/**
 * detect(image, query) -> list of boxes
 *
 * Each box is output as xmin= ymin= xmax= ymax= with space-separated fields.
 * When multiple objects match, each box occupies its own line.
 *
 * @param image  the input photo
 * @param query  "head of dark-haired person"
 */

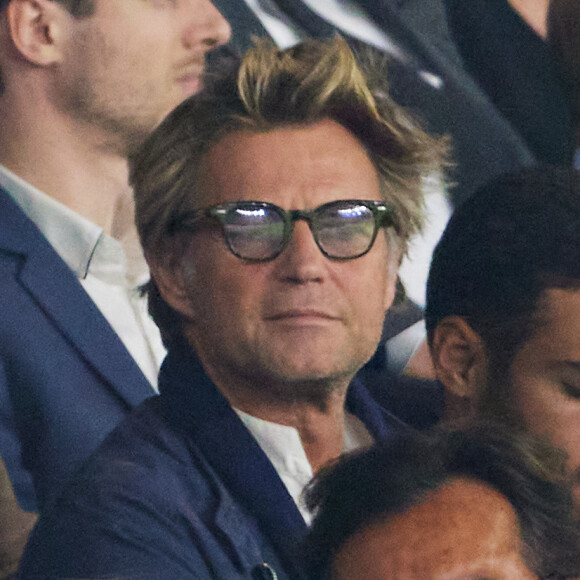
xmin=306 ymin=422 xmax=580 ymax=579
xmin=425 ymin=166 xmax=580 ymax=500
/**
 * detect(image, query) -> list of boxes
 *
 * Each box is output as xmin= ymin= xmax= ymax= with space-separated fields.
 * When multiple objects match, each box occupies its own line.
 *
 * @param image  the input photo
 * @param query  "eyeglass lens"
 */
xmin=226 ymin=205 xmax=286 ymax=261
xmin=316 ymin=203 xmax=377 ymax=258
xmin=222 ymin=201 xmax=379 ymax=261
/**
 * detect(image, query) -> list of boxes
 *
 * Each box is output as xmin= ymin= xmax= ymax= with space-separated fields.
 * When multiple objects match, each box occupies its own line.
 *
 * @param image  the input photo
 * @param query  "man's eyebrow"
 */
xmin=561 ymin=361 xmax=580 ymax=372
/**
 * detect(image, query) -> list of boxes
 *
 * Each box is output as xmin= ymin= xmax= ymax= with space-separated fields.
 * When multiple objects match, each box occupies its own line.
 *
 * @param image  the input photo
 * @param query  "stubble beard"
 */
xmin=61 ymin=75 xmax=157 ymax=158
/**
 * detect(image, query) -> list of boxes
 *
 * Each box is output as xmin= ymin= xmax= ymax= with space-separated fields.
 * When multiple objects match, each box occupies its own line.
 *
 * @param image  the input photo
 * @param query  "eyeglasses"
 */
xmin=171 ymin=199 xmax=397 ymax=262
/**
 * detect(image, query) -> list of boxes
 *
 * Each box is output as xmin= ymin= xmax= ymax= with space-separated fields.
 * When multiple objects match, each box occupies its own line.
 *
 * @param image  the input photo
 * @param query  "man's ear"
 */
xmin=147 ymin=239 xmax=196 ymax=320
xmin=430 ymin=316 xmax=487 ymax=400
xmin=7 ymin=0 xmax=69 ymax=67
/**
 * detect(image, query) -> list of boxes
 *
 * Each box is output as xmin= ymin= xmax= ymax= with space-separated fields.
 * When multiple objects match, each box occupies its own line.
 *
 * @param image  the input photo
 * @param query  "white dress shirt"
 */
xmin=0 ymin=164 xmax=166 ymax=389
xmin=235 ymin=408 xmax=373 ymax=524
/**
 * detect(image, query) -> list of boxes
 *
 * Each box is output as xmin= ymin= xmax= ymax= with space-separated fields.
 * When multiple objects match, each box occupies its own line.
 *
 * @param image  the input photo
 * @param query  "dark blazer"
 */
xmin=20 ymin=341 xmax=408 ymax=579
xmin=444 ymin=0 xmax=575 ymax=166
xmin=0 ymin=189 xmax=155 ymax=512
xmin=213 ymin=0 xmax=536 ymax=207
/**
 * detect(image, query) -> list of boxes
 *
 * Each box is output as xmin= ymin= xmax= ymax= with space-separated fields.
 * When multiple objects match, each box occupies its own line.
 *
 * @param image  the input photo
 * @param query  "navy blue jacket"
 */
xmin=20 ymin=339 xmax=408 ymax=579
xmin=0 ymin=189 xmax=155 ymax=512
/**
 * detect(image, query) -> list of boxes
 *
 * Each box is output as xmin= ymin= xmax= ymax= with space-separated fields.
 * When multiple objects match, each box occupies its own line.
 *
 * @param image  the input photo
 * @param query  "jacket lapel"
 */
xmin=346 ymin=376 xmax=410 ymax=440
xmin=159 ymin=342 xmax=309 ymax=578
xmin=0 ymin=189 xmax=154 ymax=408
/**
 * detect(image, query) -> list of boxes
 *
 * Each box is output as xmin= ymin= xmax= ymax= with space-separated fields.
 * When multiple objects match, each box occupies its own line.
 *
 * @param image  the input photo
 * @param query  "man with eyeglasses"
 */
xmin=19 ymin=37 xmax=445 ymax=579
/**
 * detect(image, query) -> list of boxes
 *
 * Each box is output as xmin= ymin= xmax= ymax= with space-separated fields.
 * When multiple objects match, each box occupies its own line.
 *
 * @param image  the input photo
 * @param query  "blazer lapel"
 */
xmin=346 ymin=376 xmax=410 ymax=440
xmin=159 ymin=343 xmax=308 ymax=578
xmin=0 ymin=190 xmax=154 ymax=408
xmin=353 ymin=0 xmax=456 ymax=73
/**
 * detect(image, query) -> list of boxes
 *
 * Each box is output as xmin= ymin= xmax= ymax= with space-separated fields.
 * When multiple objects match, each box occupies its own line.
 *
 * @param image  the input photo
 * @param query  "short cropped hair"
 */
xmin=305 ymin=422 xmax=580 ymax=579
xmin=549 ymin=0 xmax=580 ymax=124
xmin=425 ymin=166 xmax=580 ymax=369
xmin=131 ymin=37 xmax=446 ymax=344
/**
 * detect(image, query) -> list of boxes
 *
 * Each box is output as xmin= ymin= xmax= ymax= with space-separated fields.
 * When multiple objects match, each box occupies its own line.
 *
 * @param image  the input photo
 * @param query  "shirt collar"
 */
xmin=234 ymin=408 xmax=373 ymax=459
xmin=0 ymin=164 xmax=126 ymax=281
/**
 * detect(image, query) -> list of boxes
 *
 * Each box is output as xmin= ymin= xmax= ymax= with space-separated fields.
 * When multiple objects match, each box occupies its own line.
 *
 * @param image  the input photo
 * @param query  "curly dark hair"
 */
xmin=305 ymin=421 xmax=580 ymax=579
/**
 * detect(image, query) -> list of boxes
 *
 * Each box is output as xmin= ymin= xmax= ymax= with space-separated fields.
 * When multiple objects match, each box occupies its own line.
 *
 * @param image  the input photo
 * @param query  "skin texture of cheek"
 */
xmin=186 ymin=258 xmax=390 ymax=387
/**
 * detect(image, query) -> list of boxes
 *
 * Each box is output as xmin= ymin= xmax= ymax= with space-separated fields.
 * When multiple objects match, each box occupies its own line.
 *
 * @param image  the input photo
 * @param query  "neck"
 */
xmin=204 ymin=361 xmax=352 ymax=473
xmin=0 ymin=93 xmax=136 ymax=237
xmin=242 ymin=388 xmax=349 ymax=474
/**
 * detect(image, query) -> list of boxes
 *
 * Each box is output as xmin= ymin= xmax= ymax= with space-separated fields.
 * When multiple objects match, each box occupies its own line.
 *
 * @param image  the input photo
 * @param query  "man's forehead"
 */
xmin=196 ymin=121 xmax=380 ymax=208
xmin=511 ymin=286 xmax=580 ymax=372
xmin=334 ymin=477 xmax=528 ymax=579
xmin=534 ymin=285 xmax=580 ymax=331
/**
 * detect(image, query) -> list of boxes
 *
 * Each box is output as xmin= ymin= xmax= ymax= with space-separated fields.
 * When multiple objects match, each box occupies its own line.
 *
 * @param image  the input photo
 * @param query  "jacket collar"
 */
xmin=0 ymin=189 xmax=153 ymax=408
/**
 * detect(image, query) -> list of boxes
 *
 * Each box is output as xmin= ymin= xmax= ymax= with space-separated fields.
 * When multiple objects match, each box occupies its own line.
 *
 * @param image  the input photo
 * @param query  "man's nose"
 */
xmin=182 ymin=0 xmax=232 ymax=52
xmin=274 ymin=220 xmax=326 ymax=282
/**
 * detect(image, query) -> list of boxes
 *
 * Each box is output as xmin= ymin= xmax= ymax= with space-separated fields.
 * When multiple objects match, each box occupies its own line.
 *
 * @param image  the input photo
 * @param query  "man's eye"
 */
xmin=561 ymin=382 xmax=580 ymax=400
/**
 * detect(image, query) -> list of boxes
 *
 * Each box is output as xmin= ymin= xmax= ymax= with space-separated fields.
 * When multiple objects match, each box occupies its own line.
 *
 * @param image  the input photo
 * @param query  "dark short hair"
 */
xmin=131 ymin=37 xmax=447 ymax=346
xmin=305 ymin=422 xmax=580 ymax=579
xmin=425 ymin=166 xmax=580 ymax=368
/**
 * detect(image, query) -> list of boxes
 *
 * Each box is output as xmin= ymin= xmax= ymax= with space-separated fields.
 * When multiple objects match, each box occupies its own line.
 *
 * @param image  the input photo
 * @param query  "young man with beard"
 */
xmin=0 ymin=0 xmax=230 ymax=571
xmin=426 ymin=167 xmax=580 ymax=502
